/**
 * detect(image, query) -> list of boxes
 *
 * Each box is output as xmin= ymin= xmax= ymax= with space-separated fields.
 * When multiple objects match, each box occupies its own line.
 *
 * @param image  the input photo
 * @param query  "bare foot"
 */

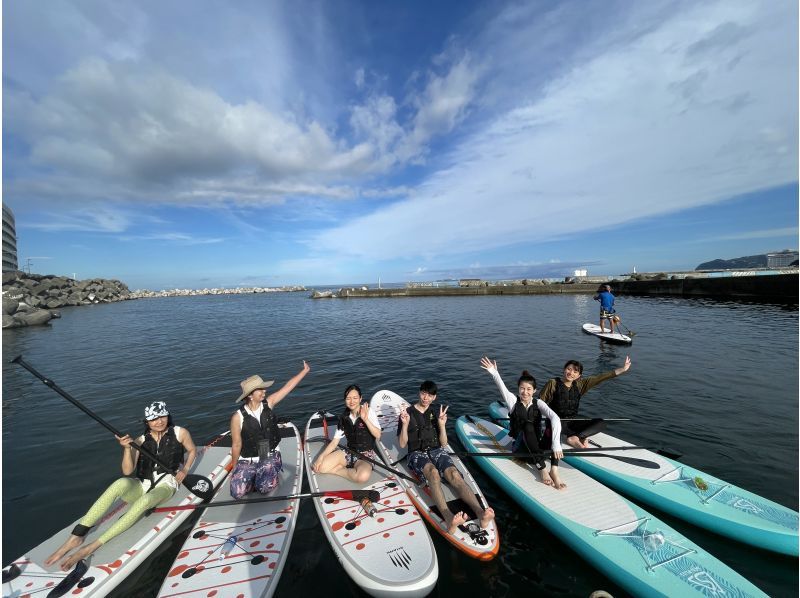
xmin=45 ymin=535 xmax=84 ymax=566
xmin=447 ymin=511 xmax=469 ymax=534
xmin=566 ymin=435 xmax=584 ymax=449
xmin=540 ymin=469 xmax=554 ymax=487
xmin=479 ymin=507 xmax=495 ymax=529
xmin=549 ymin=468 xmax=567 ymax=490
xmin=60 ymin=540 xmax=100 ymax=571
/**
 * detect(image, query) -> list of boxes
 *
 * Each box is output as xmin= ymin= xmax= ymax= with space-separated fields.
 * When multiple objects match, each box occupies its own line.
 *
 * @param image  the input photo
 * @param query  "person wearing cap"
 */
xmin=593 ymin=284 xmax=619 ymax=334
xmin=229 ymin=360 xmax=311 ymax=499
xmin=44 ymin=401 xmax=197 ymax=571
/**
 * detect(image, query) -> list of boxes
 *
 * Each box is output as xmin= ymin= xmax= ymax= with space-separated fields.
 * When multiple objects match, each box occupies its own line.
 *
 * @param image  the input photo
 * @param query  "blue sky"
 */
xmin=3 ymin=0 xmax=797 ymax=290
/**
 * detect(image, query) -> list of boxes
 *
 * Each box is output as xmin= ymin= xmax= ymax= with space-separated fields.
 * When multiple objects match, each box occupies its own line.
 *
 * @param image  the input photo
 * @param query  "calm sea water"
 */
xmin=3 ymin=292 xmax=798 ymax=597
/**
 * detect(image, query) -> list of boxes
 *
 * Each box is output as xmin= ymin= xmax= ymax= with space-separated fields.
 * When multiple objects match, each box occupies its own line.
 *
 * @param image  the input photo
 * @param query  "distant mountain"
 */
xmin=695 ymin=254 xmax=768 ymax=270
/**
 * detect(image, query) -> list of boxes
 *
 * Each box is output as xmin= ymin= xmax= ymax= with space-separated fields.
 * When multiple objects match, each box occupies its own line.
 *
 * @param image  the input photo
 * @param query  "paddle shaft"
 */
xmin=492 ymin=416 xmax=630 ymax=422
xmin=152 ymin=489 xmax=378 ymax=512
xmin=12 ymin=355 xmax=202 ymax=482
xmin=452 ymin=445 xmax=654 ymax=457
xmin=310 ymin=436 xmax=421 ymax=485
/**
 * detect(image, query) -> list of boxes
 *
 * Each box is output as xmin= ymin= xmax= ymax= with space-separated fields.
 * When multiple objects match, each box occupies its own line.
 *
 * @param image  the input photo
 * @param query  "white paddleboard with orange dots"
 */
xmin=303 ymin=411 xmax=438 ymax=598
xmin=157 ymin=422 xmax=303 ymax=598
xmin=370 ymin=390 xmax=501 ymax=561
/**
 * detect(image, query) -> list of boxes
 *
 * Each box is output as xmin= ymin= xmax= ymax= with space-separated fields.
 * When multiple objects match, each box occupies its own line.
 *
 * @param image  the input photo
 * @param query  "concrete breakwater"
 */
xmin=2 ymin=271 xmax=132 ymax=329
xmin=312 ymin=272 xmax=798 ymax=302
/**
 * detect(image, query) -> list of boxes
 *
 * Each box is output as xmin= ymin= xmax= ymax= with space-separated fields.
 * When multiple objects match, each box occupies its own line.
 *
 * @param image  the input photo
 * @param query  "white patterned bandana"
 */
xmin=144 ymin=401 xmax=170 ymax=421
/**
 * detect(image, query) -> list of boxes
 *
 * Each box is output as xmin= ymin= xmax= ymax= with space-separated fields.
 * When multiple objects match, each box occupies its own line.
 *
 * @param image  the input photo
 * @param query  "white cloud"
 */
xmin=118 ymin=233 xmax=225 ymax=245
xmin=696 ymin=227 xmax=799 ymax=242
xmin=312 ymin=0 xmax=797 ymax=260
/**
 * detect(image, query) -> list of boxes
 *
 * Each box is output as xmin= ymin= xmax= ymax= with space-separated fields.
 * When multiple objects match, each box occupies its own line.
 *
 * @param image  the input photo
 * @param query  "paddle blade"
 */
xmin=184 ymin=474 xmax=215 ymax=501
xmin=46 ymin=560 xmax=88 ymax=598
xmin=2 ymin=563 xmax=21 ymax=583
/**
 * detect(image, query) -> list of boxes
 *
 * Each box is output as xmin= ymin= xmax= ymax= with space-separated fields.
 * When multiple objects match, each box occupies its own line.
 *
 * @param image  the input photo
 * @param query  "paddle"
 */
xmin=450 ymin=449 xmax=660 ymax=469
xmin=151 ymin=489 xmax=380 ymax=513
xmin=12 ymin=356 xmax=215 ymax=501
xmin=491 ymin=416 xmax=631 ymax=422
xmin=306 ymin=438 xmax=421 ymax=485
xmin=615 ymin=318 xmax=636 ymax=337
xmin=490 ymin=399 xmax=631 ymax=421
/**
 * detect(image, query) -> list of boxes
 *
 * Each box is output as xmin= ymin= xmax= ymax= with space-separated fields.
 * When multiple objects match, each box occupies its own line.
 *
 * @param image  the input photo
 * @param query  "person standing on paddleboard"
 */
xmin=398 ymin=380 xmax=495 ymax=534
xmin=312 ymin=384 xmax=382 ymax=483
xmin=540 ymin=357 xmax=632 ymax=452
xmin=480 ymin=357 xmax=566 ymax=489
xmin=229 ymin=360 xmax=310 ymax=499
xmin=44 ymin=401 xmax=197 ymax=571
xmin=593 ymin=284 xmax=621 ymax=334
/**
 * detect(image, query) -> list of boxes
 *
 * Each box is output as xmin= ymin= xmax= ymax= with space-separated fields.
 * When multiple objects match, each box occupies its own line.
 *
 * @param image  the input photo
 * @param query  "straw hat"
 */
xmin=236 ymin=375 xmax=274 ymax=402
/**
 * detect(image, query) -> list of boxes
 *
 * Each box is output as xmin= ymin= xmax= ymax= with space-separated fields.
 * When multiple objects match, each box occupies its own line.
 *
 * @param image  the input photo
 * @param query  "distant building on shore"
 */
xmin=2 ymin=204 xmax=18 ymax=272
xmin=766 ymin=250 xmax=798 ymax=268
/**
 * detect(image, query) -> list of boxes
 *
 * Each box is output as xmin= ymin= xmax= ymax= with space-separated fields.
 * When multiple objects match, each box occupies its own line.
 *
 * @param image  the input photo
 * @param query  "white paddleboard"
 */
xmin=582 ymin=323 xmax=632 ymax=344
xmin=2 ymin=432 xmax=233 ymax=598
xmin=157 ymin=422 xmax=303 ymax=598
xmin=370 ymin=390 xmax=500 ymax=561
xmin=303 ymin=411 xmax=439 ymax=598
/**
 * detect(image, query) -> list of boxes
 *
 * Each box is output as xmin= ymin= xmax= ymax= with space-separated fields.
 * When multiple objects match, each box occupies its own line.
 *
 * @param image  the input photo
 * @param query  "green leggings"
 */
xmin=79 ymin=477 xmax=175 ymax=545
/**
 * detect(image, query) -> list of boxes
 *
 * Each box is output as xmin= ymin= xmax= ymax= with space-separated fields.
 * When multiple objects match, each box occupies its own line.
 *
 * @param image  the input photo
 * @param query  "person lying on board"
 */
xmin=593 ymin=284 xmax=621 ymax=334
xmin=313 ymin=384 xmax=382 ymax=483
xmin=539 ymin=356 xmax=632 ymax=451
xmin=45 ymin=401 xmax=197 ymax=571
xmin=229 ymin=360 xmax=311 ymax=499
xmin=397 ymin=380 xmax=495 ymax=534
xmin=480 ymin=357 xmax=566 ymax=489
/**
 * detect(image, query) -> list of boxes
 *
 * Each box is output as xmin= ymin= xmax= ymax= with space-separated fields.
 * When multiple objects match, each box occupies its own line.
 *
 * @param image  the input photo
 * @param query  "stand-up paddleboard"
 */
xmin=488 ymin=401 xmax=799 ymax=556
xmin=303 ymin=411 xmax=439 ymax=598
xmin=2 ymin=432 xmax=233 ymax=598
xmin=582 ymin=323 xmax=632 ymax=344
xmin=456 ymin=416 xmax=766 ymax=597
xmin=156 ymin=422 xmax=303 ymax=598
xmin=370 ymin=390 xmax=500 ymax=561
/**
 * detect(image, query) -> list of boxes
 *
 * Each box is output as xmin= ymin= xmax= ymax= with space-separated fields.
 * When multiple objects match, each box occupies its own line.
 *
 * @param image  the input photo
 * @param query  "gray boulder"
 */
xmin=2 ymin=297 xmax=19 ymax=315
xmin=13 ymin=309 xmax=54 ymax=327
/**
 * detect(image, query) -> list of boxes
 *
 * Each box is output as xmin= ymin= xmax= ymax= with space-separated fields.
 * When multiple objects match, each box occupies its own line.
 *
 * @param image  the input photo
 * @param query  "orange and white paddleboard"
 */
xmin=370 ymin=390 xmax=500 ymax=561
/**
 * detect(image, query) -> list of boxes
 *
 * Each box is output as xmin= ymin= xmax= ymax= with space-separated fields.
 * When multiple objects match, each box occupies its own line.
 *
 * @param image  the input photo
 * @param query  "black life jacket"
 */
xmin=239 ymin=402 xmax=281 ymax=458
xmin=549 ymin=378 xmax=581 ymax=418
xmin=338 ymin=409 xmax=376 ymax=452
xmin=405 ymin=406 xmax=440 ymax=452
xmin=135 ymin=426 xmax=184 ymax=482
xmin=509 ymin=400 xmax=542 ymax=439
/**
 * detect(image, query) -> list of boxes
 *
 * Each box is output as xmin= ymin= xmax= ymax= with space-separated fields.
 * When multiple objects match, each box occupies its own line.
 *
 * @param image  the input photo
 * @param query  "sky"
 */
xmin=3 ymin=0 xmax=798 ymax=290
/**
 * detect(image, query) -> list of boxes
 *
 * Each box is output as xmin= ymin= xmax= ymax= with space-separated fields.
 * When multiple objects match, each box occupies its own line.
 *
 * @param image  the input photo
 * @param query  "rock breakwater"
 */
xmin=2 ymin=271 xmax=132 ymax=329
xmin=129 ymin=286 xmax=305 ymax=298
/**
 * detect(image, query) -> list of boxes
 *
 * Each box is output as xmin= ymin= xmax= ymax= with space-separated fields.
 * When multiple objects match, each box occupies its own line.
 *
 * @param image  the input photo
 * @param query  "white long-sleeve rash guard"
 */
xmin=488 ymin=368 xmax=562 ymax=454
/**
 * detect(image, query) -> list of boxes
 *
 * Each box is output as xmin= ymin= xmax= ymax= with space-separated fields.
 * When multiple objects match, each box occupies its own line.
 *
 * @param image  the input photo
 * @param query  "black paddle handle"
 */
xmin=13 ymin=355 xmax=178 ymax=475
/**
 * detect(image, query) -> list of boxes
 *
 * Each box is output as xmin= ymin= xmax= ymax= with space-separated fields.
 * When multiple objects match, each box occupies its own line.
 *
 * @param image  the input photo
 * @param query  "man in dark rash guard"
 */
xmin=398 ymin=380 xmax=495 ymax=534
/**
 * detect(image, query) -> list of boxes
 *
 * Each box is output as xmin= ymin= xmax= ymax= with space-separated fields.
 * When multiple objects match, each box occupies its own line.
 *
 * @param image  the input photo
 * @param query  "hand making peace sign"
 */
xmin=438 ymin=404 xmax=448 ymax=427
